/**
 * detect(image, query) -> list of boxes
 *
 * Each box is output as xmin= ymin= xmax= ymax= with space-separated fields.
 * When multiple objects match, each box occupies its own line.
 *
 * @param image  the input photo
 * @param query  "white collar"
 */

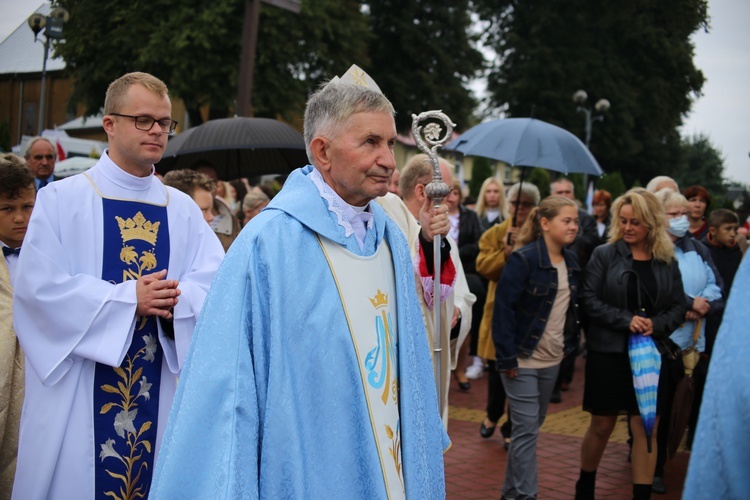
xmin=309 ymin=168 xmax=373 ymax=250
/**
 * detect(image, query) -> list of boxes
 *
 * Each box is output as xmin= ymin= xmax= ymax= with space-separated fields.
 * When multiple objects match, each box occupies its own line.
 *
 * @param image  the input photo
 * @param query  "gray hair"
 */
xmin=506 ymin=182 xmax=541 ymax=208
xmin=550 ymin=177 xmax=574 ymax=194
xmin=243 ymin=191 xmax=270 ymax=212
xmin=646 ymin=175 xmax=679 ymax=194
xmin=24 ymin=136 xmax=55 ymax=159
xmin=303 ymin=80 xmax=395 ymax=166
xmin=655 ymin=188 xmax=688 ymax=210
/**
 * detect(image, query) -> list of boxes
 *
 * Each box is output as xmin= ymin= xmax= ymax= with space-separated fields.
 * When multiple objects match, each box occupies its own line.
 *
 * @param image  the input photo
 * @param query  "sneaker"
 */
xmin=466 ymin=364 xmax=484 ymax=380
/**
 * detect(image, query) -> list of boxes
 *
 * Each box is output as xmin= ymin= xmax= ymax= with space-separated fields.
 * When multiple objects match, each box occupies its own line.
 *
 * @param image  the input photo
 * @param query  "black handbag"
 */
xmin=657 ymin=336 xmax=685 ymax=384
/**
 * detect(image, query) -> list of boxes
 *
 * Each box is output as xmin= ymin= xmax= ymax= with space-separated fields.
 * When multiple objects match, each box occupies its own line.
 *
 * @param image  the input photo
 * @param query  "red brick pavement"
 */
xmin=445 ymin=357 xmax=690 ymax=499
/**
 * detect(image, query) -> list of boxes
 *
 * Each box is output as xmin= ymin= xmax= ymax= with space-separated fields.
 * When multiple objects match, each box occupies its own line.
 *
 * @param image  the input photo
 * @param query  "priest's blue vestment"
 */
xmin=151 ymin=165 xmax=449 ymax=499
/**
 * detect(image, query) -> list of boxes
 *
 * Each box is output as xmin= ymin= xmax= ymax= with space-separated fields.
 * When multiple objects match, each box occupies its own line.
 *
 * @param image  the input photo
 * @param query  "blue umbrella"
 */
xmin=444 ymin=117 xmax=603 ymax=176
xmin=619 ymin=270 xmax=661 ymax=453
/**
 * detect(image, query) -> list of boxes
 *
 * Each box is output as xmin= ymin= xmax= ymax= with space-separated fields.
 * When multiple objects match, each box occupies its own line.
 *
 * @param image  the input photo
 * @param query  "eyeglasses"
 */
xmin=32 ymin=154 xmax=55 ymax=161
xmin=111 ymin=113 xmax=178 ymax=134
xmin=509 ymin=201 xmax=536 ymax=209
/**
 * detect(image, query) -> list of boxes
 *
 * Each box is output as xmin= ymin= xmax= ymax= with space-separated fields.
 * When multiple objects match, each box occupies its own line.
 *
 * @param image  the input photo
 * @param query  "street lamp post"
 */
xmin=28 ymin=7 xmax=69 ymax=135
xmin=573 ymin=89 xmax=609 ymax=189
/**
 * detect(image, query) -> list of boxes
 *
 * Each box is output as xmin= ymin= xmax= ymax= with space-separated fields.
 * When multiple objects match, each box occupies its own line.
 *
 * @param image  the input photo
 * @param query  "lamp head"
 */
xmin=27 ymin=13 xmax=46 ymax=38
xmin=595 ymin=98 xmax=611 ymax=113
xmin=50 ymin=7 xmax=70 ymax=22
xmin=572 ymin=89 xmax=588 ymax=104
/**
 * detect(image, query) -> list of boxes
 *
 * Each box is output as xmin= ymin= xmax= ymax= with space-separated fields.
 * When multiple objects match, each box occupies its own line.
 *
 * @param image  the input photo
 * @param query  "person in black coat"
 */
xmin=575 ymin=189 xmax=686 ymax=500
xmin=446 ymin=180 xmax=484 ymax=389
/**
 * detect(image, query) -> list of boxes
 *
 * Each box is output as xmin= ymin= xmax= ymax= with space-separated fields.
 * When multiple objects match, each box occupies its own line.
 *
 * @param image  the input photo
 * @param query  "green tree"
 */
xmin=54 ymin=0 xmax=369 ymax=124
xmin=366 ymin=0 xmax=483 ymax=133
xmin=473 ymin=0 xmax=708 ymax=187
xmin=468 ymin=156 xmax=493 ymax=198
xmin=595 ymin=171 xmax=627 ymax=199
xmin=526 ymin=167 xmax=550 ymax=199
xmin=674 ymin=133 xmax=727 ymax=196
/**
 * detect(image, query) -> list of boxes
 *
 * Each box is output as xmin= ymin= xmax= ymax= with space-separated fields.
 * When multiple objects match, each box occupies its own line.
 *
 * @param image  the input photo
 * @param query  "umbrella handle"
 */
xmin=618 ymin=269 xmax=644 ymax=315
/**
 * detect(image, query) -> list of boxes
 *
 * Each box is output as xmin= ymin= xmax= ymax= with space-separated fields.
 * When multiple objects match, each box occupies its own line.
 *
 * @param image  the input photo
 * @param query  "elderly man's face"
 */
xmin=26 ymin=140 xmax=56 ymax=180
xmin=322 ymin=111 xmax=397 ymax=206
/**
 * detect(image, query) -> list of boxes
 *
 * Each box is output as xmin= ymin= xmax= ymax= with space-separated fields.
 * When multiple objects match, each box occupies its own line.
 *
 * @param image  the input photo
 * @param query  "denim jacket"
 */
xmin=492 ymin=237 xmax=581 ymax=370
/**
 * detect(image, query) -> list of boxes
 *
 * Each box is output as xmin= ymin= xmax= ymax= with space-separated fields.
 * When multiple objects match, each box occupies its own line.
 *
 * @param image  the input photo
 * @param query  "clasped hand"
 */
xmin=418 ymin=197 xmax=450 ymax=242
xmin=136 ymin=269 xmax=180 ymax=319
xmin=629 ymin=315 xmax=653 ymax=335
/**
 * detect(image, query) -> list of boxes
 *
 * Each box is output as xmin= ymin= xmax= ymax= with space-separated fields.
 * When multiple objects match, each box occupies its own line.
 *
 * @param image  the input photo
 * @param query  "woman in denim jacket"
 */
xmin=493 ymin=196 xmax=581 ymax=500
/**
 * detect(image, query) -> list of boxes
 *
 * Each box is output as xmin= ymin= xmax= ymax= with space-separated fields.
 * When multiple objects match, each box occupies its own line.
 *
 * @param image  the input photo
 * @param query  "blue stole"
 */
xmin=94 ymin=199 xmax=168 ymax=499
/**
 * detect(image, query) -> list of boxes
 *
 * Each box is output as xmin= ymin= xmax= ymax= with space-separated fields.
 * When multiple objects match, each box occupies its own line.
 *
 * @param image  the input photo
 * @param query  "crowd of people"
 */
xmin=0 ymin=66 xmax=748 ymax=500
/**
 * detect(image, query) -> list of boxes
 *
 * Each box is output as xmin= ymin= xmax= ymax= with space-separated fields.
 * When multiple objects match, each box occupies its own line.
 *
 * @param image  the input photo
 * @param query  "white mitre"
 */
xmin=330 ymin=64 xmax=383 ymax=94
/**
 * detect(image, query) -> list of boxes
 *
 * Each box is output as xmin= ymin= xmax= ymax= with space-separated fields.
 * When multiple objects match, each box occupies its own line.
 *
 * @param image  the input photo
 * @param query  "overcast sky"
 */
xmin=2 ymin=0 xmax=747 ymax=184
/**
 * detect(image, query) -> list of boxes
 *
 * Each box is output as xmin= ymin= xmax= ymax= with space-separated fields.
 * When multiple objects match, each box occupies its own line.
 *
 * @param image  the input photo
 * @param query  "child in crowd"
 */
xmin=493 ymin=196 xmax=581 ymax=500
xmin=0 ymin=155 xmax=36 ymax=495
xmin=701 ymin=208 xmax=745 ymax=356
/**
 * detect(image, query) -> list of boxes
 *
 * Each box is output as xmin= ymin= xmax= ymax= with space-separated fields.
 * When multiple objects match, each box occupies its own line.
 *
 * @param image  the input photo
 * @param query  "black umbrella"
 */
xmin=156 ymin=117 xmax=308 ymax=180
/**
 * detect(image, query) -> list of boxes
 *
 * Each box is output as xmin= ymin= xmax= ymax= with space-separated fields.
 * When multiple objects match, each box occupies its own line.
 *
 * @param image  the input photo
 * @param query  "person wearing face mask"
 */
xmin=649 ymin=189 xmax=724 ymax=494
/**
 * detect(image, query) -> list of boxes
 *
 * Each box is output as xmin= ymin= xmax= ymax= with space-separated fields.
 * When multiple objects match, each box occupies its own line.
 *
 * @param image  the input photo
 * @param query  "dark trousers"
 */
xmin=487 ymin=360 xmax=512 ymax=436
xmin=465 ymin=273 xmax=486 ymax=357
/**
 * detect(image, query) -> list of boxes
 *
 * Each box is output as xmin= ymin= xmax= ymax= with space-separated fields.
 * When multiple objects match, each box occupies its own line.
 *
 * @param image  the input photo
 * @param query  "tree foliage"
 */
xmin=366 ymin=0 xmax=483 ymax=133
xmin=53 ymin=0 xmax=369 ymax=124
xmin=468 ymin=156 xmax=493 ymax=197
xmin=674 ymin=133 xmax=726 ymax=196
xmin=473 ymin=0 xmax=708 ymax=187
xmin=595 ymin=171 xmax=627 ymax=200
xmin=526 ymin=167 xmax=550 ymax=199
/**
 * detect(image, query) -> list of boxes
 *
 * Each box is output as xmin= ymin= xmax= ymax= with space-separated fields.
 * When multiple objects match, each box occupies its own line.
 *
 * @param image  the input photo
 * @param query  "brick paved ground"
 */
xmin=445 ymin=357 xmax=690 ymax=499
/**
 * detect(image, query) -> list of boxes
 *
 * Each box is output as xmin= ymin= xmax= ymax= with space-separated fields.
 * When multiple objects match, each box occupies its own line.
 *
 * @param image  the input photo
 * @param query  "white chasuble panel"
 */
xmin=318 ymin=236 xmax=405 ymax=500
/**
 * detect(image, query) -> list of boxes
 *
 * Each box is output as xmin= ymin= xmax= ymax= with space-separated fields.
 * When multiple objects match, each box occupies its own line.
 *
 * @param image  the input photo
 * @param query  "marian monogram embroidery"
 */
xmin=366 ymin=290 xmax=403 ymax=490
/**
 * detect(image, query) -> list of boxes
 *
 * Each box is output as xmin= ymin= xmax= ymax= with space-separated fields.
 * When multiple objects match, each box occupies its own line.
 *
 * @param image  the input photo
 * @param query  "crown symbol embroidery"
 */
xmin=116 ymin=212 xmax=160 ymax=246
xmin=369 ymin=290 xmax=389 ymax=309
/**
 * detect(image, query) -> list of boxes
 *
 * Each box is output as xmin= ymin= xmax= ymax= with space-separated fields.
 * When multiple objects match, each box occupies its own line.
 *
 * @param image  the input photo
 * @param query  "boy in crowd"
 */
xmin=162 ymin=169 xmax=218 ymax=225
xmin=701 ymin=208 xmax=744 ymax=356
xmin=0 ymin=155 xmax=36 ymax=496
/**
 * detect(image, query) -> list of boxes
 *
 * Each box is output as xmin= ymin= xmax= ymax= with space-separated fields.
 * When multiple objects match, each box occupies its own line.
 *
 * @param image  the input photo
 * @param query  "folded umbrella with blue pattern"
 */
xmin=620 ymin=270 xmax=661 ymax=453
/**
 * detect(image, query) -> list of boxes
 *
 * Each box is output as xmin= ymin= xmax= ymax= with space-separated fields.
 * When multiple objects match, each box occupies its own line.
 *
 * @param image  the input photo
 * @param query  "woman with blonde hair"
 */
xmin=576 ymin=188 xmax=686 ymax=500
xmin=476 ymin=177 xmax=508 ymax=233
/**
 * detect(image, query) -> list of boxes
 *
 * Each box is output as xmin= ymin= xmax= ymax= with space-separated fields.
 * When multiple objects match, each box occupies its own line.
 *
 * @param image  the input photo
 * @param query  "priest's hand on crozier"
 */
xmin=419 ymin=197 xmax=449 ymax=243
xmin=136 ymin=269 xmax=181 ymax=319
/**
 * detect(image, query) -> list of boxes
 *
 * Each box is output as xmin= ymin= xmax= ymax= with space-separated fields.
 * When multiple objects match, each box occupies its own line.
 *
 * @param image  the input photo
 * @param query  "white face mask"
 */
xmin=668 ymin=214 xmax=690 ymax=238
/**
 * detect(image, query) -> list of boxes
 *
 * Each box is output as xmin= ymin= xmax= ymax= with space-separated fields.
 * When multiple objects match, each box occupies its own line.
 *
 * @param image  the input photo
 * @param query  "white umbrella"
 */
xmin=55 ymin=156 xmax=98 ymax=178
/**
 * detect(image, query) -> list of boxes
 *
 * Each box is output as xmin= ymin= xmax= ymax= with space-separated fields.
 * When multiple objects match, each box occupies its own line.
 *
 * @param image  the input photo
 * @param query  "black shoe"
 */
xmin=480 ymin=419 xmax=497 ymax=438
xmin=550 ymin=389 xmax=562 ymax=403
xmin=652 ymin=476 xmax=666 ymax=495
xmin=453 ymin=372 xmax=471 ymax=391
xmin=575 ymin=479 xmax=595 ymax=500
